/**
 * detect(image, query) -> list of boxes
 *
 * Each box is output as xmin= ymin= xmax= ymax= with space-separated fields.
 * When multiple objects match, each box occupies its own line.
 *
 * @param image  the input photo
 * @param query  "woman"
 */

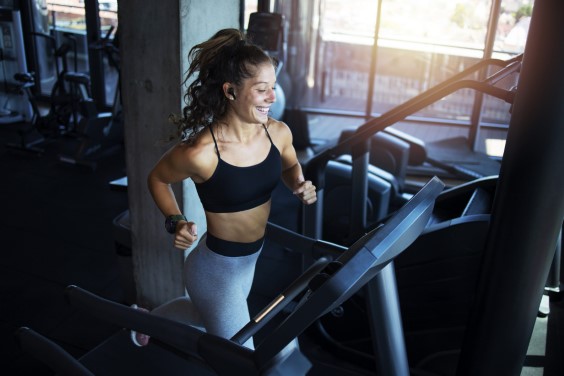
xmin=140 ymin=28 xmax=317 ymax=349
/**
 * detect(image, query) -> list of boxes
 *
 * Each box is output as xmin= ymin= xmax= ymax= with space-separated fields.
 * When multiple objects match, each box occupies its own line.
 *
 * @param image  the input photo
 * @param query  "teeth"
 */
xmin=257 ymin=106 xmax=270 ymax=114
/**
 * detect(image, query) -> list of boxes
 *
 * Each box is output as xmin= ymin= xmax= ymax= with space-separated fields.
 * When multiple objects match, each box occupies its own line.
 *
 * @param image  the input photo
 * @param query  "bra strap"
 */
xmin=208 ymin=125 xmax=220 ymax=158
xmin=262 ymin=124 xmax=274 ymax=145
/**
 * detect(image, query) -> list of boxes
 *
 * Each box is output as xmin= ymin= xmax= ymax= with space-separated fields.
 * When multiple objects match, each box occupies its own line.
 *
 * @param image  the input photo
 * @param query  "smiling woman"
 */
xmin=136 ymin=28 xmax=318 ymax=350
xmin=226 ymin=62 xmax=277 ymax=124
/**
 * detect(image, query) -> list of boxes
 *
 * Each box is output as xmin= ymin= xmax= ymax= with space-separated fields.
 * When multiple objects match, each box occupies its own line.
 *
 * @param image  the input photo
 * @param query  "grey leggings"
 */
xmin=154 ymin=234 xmax=261 ymax=349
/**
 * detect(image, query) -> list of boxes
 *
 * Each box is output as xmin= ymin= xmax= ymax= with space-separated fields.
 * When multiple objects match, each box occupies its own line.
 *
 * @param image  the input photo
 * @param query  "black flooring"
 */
xmin=0 ymin=126 xmax=129 ymax=375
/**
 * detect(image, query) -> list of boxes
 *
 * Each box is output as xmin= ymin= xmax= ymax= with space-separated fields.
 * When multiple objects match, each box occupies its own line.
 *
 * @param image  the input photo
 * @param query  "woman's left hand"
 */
xmin=293 ymin=178 xmax=317 ymax=205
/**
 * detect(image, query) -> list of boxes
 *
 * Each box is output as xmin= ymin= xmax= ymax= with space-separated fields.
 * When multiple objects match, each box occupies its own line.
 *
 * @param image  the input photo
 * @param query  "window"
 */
xmin=244 ymin=0 xmax=259 ymax=30
xmin=480 ymin=0 xmax=532 ymax=125
xmin=288 ymin=0 xmax=532 ymax=143
xmin=36 ymin=0 xmax=118 ymax=106
xmin=47 ymin=0 xmax=86 ymax=31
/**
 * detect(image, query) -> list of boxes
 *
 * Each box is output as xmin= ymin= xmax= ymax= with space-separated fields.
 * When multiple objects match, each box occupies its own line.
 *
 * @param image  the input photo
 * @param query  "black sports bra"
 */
xmin=194 ymin=124 xmax=282 ymax=213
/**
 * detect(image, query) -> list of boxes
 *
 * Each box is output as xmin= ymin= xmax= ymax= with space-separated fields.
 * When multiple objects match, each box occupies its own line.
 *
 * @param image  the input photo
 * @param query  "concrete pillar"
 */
xmin=118 ymin=0 xmax=239 ymax=307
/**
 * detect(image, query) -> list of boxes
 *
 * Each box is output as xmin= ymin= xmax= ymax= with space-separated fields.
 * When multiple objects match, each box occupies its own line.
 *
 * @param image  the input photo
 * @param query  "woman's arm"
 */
xmin=275 ymin=121 xmax=317 ymax=205
xmin=148 ymin=144 xmax=190 ymax=215
xmin=147 ymin=143 xmax=200 ymax=249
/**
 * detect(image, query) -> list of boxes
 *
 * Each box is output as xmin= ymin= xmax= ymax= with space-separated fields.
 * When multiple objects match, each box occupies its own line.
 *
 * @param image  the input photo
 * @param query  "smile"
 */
xmin=256 ymin=106 xmax=270 ymax=115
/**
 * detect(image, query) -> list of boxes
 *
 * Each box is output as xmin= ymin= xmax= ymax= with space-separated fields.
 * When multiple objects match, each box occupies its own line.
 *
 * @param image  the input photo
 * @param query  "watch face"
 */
xmin=165 ymin=217 xmax=176 ymax=234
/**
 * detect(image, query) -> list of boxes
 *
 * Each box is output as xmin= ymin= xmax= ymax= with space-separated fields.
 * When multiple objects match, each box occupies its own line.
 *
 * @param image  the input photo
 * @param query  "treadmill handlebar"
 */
xmin=64 ymin=285 xmax=205 ymax=359
xmin=266 ymin=221 xmax=347 ymax=260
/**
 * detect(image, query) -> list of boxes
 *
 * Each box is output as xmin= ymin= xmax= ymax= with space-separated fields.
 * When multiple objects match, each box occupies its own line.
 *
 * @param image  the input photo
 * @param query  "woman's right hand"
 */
xmin=174 ymin=221 xmax=198 ymax=250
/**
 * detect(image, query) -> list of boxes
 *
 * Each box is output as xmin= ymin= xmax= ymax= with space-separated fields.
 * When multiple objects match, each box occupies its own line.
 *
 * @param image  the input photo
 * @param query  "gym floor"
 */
xmin=0 ymin=127 xmax=129 ymax=375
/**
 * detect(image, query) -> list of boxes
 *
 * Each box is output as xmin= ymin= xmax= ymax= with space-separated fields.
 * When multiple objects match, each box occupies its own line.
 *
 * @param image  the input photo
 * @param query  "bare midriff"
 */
xmin=204 ymin=200 xmax=271 ymax=243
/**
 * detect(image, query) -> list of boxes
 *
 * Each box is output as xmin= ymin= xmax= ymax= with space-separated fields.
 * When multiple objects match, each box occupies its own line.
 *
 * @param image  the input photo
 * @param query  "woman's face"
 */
xmin=232 ymin=62 xmax=277 ymax=124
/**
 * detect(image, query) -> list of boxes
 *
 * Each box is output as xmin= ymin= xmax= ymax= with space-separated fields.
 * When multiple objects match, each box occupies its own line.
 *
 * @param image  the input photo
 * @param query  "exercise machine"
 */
xmin=298 ymin=55 xmax=518 ymax=372
xmin=0 ymin=8 xmax=32 ymax=125
xmin=291 ymin=53 xmax=513 ymax=370
xmin=298 ymin=38 xmax=562 ymax=373
xmin=317 ymin=175 xmax=497 ymax=372
xmin=4 ymin=72 xmax=46 ymax=154
xmin=58 ymin=27 xmax=123 ymax=170
xmin=16 ymin=177 xmax=445 ymax=376
xmin=28 ymin=31 xmax=87 ymax=136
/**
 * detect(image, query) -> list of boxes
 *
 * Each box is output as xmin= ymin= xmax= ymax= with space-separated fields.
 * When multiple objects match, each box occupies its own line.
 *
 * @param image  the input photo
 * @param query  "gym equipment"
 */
xmin=295 ymin=54 xmax=524 ymax=374
xmin=0 ymin=8 xmax=32 ymax=124
xmin=6 ymin=67 xmax=103 ymax=157
xmin=318 ymin=176 xmax=497 ymax=372
xmin=287 ymin=57 xmax=520 ymax=250
xmin=30 ymin=31 xmax=85 ymax=135
xmin=323 ymin=159 xmax=393 ymax=245
xmin=16 ymin=176 xmax=445 ymax=376
xmin=299 ymin=37 xmax=563 ymax=372
xmin=337 ymin=128 xmax=411 ymax=194
xmin=90 ymin=26 xmax=122 ymax=122
xmin=303 ymin=54 xmax=521 ymax=240
xmin=56 ymin=75 xmax=120 ymax=169
xmin=58 ymin=28 xmax=124 ymax=169
xmin=4 ymin=72 xmax=46 ymax=154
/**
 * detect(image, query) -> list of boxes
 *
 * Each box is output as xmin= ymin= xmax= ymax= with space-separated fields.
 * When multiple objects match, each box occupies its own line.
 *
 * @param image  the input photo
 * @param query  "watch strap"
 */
xmin=167 ymin=214 xmax=187 ymax=222
xmin=165 ymin=214 xmax=187 ymax=234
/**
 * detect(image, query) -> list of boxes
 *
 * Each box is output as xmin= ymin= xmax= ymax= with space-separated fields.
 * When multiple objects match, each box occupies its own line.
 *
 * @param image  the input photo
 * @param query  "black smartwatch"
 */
xmin=165 ymin=214 xmax=187 ymax=234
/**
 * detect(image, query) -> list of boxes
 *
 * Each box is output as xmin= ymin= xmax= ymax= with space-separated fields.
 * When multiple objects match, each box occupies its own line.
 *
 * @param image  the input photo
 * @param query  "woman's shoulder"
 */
xmin=266 ymin=117 xmax=287 ymax=128
xmin=168 ymin=129 xmax=217 ymax=175
xmin=265 ymin=117 xmax=292 ymax=138
xmin=264 ymin=118 xmax=294 ymax=155
xmin=179 ymin=129 xmax=213 ymax=151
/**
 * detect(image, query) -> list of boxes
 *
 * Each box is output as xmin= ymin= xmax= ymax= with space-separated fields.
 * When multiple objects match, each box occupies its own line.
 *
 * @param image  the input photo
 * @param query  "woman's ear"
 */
xmin=223 ymin=83 xmax=236 ymax=100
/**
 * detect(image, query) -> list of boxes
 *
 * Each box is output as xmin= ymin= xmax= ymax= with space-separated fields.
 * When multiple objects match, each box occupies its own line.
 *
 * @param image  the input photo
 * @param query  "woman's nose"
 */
xmin=268 ymin=87 xmax=276 ymax=102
